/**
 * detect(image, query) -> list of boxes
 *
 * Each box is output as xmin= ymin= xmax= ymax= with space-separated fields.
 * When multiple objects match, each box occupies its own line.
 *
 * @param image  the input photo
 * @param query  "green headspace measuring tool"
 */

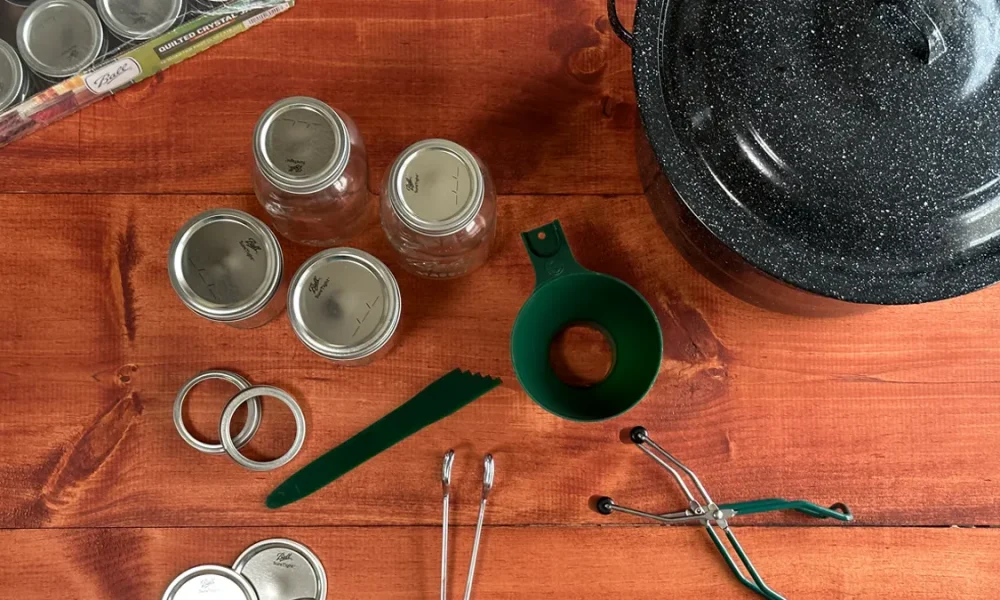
xmin=267 ymin=369 xmax=502 ymax=509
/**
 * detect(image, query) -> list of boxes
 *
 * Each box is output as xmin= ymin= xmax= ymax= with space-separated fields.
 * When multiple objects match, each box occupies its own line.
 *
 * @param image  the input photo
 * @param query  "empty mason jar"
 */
xmin=97 ymin=0 xmax=185 ymax=43
xmin=287 ymin=248 xmax=402 ymax=366
xmin=252 ymin=97 xmax=371 ymax=247
xmin=168 ymin=209 xmax=287 ymax=329
xmin=0 ymin=39 xmax=29 ymax=112
xmin=381 ymin=139 xmax=496 ymax=279
xmin=16 ymin=0 xmax=106 ymax=84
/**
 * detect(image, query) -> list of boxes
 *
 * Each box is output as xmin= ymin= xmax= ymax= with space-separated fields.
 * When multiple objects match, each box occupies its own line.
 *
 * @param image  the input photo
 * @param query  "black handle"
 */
xmin=607 ymin=0 xmax=634 ymax=48
xmin=890 ymin=0 xmax=947 ymax=65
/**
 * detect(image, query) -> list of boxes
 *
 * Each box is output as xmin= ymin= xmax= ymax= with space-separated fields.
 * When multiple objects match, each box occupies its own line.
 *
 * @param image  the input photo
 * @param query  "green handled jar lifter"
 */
xmin=596 ymin=427 xmax=854 ymax=600
xmin=510 ymin=220 xmax=663 ymax=422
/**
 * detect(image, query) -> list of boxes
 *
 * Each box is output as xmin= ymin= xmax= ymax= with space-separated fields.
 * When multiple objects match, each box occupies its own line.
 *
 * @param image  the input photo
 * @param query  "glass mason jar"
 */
xmin=97 ymin=0 xmax=185 ymax=44
xmin=168 ymin=209 xmax=287 ymax=329
xmin=287 ymin=248 xmax=402 ymax=366
xmin=16 ymin=0 xmax=106 ymax=85
xmin=252 ymin=97 xmax=371 ymax=247
xmin=381 ymin=139 xmax=497 ymax=279
xmin=0 ymin=39 xmax=29 ymax=112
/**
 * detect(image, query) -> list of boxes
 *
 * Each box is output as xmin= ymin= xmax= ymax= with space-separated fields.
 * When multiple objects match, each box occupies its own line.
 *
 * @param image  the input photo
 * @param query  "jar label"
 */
xmin=84 ymin=58 xmax=141 ymax=94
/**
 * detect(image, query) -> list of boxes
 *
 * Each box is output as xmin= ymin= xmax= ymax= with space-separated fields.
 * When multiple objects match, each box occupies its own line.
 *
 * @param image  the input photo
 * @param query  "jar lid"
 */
xmin=162 ymin=565 xmax=259 ymax=600
xmin=253 ymin=97 xmax=351 ymax=195
xmin=168 ymin=209 xmax=284 ymax=323
xmin=17 ymin=0 xmax=104 ymax=80
xmin=0 ymin=40 xmax=24 ymax=112
xmin=288 ymin=248 xmax=401 ymax=362
xmin=232 ymin=539 xmax=327 ymax=600
xmin=97 ymin=0 xmax=184 ymax=41
xmin=387 ymin=139 xmax=485 ymax=237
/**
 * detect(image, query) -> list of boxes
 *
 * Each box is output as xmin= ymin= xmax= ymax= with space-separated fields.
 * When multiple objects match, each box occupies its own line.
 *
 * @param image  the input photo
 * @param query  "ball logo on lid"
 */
xmin=273 ymin=551 xmax=297 ymax=568
xmin=84 ymin=57 xmax=141 ymax=94
xmin=239 ymin=237 xmax=262 ymax=261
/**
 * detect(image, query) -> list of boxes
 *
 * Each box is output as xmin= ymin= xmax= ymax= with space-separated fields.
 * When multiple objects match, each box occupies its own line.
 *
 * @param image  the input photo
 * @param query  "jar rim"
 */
xmin=287 ymin=248 xmax=401 ymax=362
xmin=168 ymin=209 xmax=284 ymax=322
xmin=0 ymin=40 xmax=24 ymax=111
xmin=17 ymin=0 xmax=105 ymax=79
xmin=253 ymin=97 xmax=351 ymax=195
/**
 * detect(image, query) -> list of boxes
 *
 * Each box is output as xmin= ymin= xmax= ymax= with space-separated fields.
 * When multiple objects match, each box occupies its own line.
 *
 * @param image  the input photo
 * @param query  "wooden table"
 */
xmin=2 ymin=2 xmax=999 ymax=598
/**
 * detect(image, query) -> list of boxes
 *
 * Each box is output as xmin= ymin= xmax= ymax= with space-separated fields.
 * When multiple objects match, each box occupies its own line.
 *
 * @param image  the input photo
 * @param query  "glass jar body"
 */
xmin=254 ymin=109 xmax=371 ymax=247
xmin=380 ymin=158 xmax=496 ymax=279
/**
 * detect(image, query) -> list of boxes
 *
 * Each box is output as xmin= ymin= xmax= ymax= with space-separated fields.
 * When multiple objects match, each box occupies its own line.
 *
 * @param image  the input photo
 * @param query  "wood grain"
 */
xmin=1 ymin=192 xmax=999 ymax=529
xmin=0 ymin=0 xmax=641 ymax=196
xmin=1 ymin=0 xmax=998 ymax=596
xmin=0 ymin=526 xmax=996 ymax=599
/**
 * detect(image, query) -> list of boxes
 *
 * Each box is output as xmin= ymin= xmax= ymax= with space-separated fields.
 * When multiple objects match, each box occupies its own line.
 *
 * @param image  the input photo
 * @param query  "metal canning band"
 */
xmin=287 ymin=248 xmax=401 ymax=364
xmin=96 ymin=0 xmax=184 ymax=42
xmin=253 ymin=96 xmax=351 ymax=195
xmin=0 ymin=39 xmax=25 ymax=112
xmin=386 ymin=138 xmax=485 ymax=237
xmin=220 ymin=385 xmax=306 ymax=472
xmin=16 ymin=0 xmax=105 ymax=80
xmin=173 ymin=370 xmax=262 ymax=455
xmin=167 ymin=208 xmax=285 ymax=326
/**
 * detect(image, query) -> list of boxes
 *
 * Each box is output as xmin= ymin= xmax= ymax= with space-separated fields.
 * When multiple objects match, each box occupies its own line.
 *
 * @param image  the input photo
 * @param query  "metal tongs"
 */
xmin=441 ymin=451 xmax=494 ymax=600
xmin=596 ymin=427 xmax=853 ymax=600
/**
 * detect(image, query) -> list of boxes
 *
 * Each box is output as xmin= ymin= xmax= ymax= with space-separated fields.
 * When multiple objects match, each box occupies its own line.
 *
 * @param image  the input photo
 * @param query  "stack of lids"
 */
xmin=162 ymin=538 xmax=326 ymax=600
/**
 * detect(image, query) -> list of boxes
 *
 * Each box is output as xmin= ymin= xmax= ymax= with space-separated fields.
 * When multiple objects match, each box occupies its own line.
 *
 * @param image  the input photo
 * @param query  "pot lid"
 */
xmin=633 ymin=0 xmax=1000 ymax=304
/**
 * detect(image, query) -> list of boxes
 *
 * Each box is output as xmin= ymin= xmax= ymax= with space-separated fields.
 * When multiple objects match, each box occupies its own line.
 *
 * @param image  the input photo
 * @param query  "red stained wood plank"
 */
xmin=0 ymin=526 xmax=996 ymax=599
xmin=1 ymin=193 xmax=998 ymax=529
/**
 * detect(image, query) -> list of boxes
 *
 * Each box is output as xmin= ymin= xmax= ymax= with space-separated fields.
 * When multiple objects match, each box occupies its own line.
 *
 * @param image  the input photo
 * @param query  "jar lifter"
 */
xmin=595 ymin=427 xmax=853 ymax=600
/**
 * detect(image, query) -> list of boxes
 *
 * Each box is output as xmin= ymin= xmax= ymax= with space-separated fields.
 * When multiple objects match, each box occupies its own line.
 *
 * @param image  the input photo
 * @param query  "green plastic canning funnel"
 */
xmin=510 ymin=220 xmax=663 ymax=422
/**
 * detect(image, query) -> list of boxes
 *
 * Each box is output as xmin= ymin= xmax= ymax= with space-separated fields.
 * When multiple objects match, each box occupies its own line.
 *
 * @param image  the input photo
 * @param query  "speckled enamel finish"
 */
xmin=630 ymin=0 xmax=1000 ymax=305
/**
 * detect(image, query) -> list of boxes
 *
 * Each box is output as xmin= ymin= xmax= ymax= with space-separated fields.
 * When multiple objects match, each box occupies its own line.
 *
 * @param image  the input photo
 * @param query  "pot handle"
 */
xmin=607 ymin=0 xmax=634 ymax=48
xmin=521 ymin=220 xmax=587 ymax=289
xmin=889 ymin=0 xmax=947 ymax=65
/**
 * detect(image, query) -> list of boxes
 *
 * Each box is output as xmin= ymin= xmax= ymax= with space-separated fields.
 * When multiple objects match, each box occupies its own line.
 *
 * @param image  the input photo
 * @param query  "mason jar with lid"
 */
xmin=97 ymin=0 xmax=185 ymax=43
xmin=168 ymin=209 xmax=287 ymax=329
xmin=252 ymin=97 xmax=371 ymax=247
xmin=0 ymin=39 xmax=29 ymax=112
xmin=287 ymin=248 xmax=401 ymax=366
xmin=16 ymin=0 xmax=106 ymax=84
xmin=381 ymin=139 xmax=497 ymax=279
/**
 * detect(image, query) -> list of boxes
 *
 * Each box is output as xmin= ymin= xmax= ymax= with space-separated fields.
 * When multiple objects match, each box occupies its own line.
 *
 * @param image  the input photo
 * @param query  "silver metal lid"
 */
xmin=253 ymin=97 xmax=350 ymax=195
xmin=387 ymin=139 xmax=485 ymax=236
xmin=288 ymin=248 xmax=401 ymax=362
xmin=97 ymin=0 xmax=184 ymax=41
xmin=162 ymin=565 xmax=259 ymax=600
xmin=168 ymin=209 xmax=284 ymax=323
xmin=233 ymin=539 xmax=327 ymax=600
xmin=0 ymin=39 xmax=24 ymax=112
xmin=17 ymin=0 xmax=104 ymax=80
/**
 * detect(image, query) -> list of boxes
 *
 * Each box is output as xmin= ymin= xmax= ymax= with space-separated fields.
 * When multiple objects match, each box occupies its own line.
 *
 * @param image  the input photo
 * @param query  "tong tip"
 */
xmin=482 ymin=454 xmax=494 ymax=495
xmin=442 ymin=450 xmax=455 ymax=488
